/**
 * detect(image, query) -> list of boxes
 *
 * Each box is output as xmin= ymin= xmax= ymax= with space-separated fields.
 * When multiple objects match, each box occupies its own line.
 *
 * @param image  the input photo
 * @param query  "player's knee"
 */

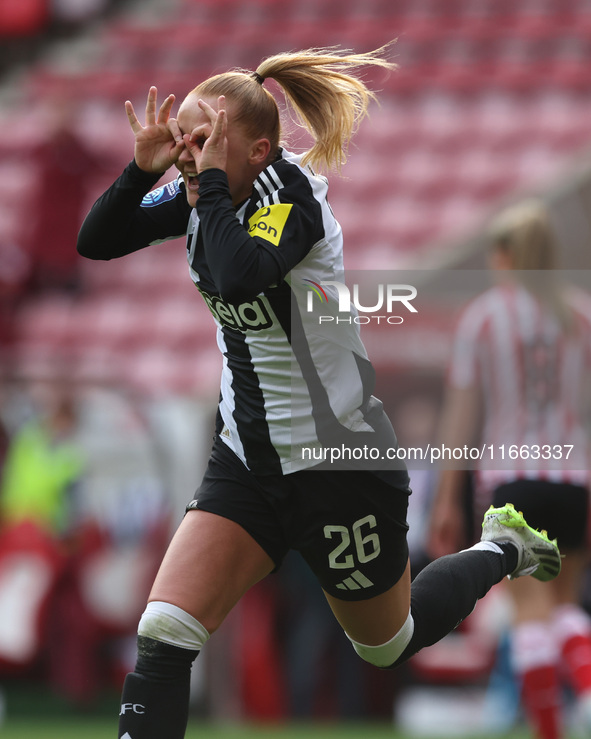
xmin=134 ymin=601 xmax=210 ymax=682
xmin=138 ymin=601 xmax=210 ymax=652
xmin=346 ymin=611 xmax=414 ymax=668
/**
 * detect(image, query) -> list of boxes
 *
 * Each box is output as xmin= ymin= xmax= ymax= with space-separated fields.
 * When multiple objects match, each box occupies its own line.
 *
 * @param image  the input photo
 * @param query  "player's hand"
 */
xmin=183 ymin=96 xmax=228 ymax=173
xmin=125 ymin=86 xmax=185 ymax=173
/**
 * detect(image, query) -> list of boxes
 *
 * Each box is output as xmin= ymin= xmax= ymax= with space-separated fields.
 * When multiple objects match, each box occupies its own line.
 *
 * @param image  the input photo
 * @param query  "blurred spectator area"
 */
xmin=1 ymin=0 xmax=591 ymax=396
xmin=0 ymin=0 xmax=132 ymax=74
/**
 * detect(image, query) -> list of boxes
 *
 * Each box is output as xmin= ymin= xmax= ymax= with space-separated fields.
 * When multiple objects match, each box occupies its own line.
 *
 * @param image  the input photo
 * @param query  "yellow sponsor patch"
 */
xmin=247 ymin=204 xmax=292 ymax=246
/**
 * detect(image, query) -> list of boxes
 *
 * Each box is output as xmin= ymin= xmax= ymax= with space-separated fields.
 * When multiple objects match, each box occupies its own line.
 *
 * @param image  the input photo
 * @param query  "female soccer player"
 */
xmin=77 ymin=47 xmax=561 ymax=739
xmin=431 ymin=200 xmax=591 ymax=739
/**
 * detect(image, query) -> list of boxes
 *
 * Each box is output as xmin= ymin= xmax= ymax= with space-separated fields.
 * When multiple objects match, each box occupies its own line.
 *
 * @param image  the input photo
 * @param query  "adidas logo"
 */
xmin=336 ymin=569 xmax=374 ymax=591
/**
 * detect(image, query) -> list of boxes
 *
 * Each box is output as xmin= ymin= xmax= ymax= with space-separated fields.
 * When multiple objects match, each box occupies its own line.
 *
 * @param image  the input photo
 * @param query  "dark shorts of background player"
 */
xmin=492 ymin=479 xmax=589 ymax=551
xmin=187 ymin=435 xmax=411 ymax=601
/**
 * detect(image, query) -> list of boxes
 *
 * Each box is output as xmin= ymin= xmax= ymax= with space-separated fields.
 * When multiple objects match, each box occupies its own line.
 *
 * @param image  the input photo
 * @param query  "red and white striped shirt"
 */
xmin=449 ymin=280 xmax=591 ymax=499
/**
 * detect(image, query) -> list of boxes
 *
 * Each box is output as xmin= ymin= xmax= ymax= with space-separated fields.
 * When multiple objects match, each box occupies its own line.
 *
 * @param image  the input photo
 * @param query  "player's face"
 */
xmin=175 ymin=94 xmax=258 ymax=207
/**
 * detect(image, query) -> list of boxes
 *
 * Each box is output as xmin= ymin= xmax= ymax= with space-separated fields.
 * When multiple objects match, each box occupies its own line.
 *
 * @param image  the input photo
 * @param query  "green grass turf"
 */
xmin=0 ymin=720 xmax=543 ymax=739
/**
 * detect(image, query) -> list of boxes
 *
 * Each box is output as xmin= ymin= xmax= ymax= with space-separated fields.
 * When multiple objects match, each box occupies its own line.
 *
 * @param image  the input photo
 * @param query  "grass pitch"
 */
xmin=0 ymin=719 xmax=543 ymax=739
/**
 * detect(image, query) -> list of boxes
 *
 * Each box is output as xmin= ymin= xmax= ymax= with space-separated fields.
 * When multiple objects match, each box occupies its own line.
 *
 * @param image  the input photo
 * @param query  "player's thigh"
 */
xmin=324 ymin=558 xmax=411 ymax=645
xmin=291 ymin=467 xmax=411 ymax=642
xmin=149 ymin=509 xmax=275 ymax=634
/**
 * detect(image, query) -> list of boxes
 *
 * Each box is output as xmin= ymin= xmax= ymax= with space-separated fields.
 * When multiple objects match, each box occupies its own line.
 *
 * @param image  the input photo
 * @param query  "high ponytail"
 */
xmin=255 ymin=44 xmax=397 ymax=171
xmin=191 ymin=43 xmax=397 ymax=173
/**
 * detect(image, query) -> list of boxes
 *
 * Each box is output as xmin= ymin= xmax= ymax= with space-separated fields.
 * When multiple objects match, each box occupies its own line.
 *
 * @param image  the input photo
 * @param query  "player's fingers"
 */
xmin=167 ymin=117 xmax=184 ymax=145
xmin=212 ymin=109 xmax=226 ymax=143
xmin=196 ymin=97 xmax=220 ymax=125
xmin=212 ymin=96 xmax=227 ymax=138
xmin=183 ymin=132 xmax=201 ymax=155
xmin=145 ymin=86 xmax=158 ymax=125
xmin=197 ymin=100 xmax=225 ymax=147
xmin=188 ymin=122 xmax=211 ymax=142
xmin=158 ymin=94 xmax=176 ymax=124
xmin=125 ymin=100 xmax=143 ymax=135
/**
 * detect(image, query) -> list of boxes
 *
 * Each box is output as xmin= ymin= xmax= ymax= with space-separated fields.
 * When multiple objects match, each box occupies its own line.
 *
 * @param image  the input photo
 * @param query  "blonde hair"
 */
xmin=191 ymin=44 xmax=396 ymax=172
xmin=489 ymin=199 xmax=557 ymax=271
xmin=489 ymin=199 xmax=574 ymax=331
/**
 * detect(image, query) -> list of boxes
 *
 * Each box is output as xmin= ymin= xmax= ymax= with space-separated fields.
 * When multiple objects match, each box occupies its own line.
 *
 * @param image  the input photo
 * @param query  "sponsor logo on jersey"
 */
xmin=141 ymin=180 xmax=180 ymax=207
xmin=198 ymin=287 xmax=274 ymax=332
xmin=247 ymin=204 xmax=292 ymax=246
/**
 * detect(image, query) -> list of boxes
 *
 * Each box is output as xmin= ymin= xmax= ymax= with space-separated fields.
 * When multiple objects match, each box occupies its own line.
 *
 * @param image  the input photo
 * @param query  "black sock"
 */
xmin=118 ymin=636 xmax=198 ymax=739
xmin=389 ymin=543 xmax=516 ymax=668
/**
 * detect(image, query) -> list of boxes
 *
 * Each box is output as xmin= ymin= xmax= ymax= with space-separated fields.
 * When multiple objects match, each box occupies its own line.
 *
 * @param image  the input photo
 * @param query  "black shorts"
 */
xmin=492 ymin=479 xmax=590 ymax=551
xmin=188 ymin=436 xmax=411 ymax=601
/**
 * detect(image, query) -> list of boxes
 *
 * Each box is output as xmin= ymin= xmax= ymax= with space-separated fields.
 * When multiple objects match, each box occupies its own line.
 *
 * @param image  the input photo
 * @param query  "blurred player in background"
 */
xmin=431 ymin=200 xmax=591 ymax=739
xmin=78 ymin=48 xmax=561 ymax=739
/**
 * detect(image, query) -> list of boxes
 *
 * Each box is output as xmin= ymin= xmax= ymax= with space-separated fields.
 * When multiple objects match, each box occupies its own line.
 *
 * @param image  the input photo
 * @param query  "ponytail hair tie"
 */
xmin=252 ymin=71 xmax=265 ymax=85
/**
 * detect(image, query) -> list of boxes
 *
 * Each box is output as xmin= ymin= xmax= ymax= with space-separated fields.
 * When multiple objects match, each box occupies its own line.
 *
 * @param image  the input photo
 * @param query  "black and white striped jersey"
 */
xmin=78 ymin=149 xmax=396 ymax=476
